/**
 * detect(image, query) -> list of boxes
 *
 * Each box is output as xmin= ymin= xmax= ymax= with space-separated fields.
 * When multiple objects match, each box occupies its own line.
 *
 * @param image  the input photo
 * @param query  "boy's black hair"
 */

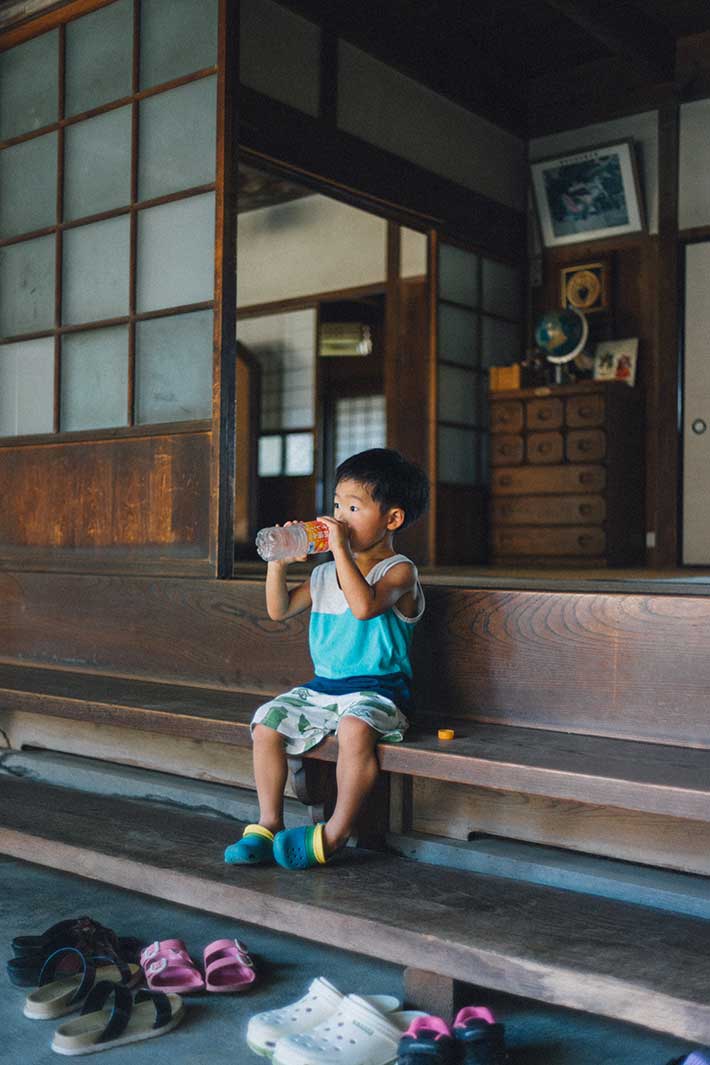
xmin=335 ymin=448 xmax=429 ymax=529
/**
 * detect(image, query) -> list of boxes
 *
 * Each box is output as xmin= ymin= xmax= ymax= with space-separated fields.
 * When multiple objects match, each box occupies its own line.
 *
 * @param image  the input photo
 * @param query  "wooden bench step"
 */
xmin=2 ymin=774 xmax=710 ymax=1043
xmin=2 ymin=663 xmax=710 ymax=821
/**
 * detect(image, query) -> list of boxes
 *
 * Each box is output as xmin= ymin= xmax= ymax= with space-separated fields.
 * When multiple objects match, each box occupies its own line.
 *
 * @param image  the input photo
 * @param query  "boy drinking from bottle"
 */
xmin=225 ymin=448 xmax=429 ymax=870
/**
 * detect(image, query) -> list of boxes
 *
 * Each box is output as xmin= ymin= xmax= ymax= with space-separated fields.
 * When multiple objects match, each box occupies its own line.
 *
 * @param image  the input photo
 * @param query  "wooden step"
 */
xmin=2 ymin=775 xmax=710 ymax=1043
xmin=2 ymin=663 xmax=710 ymax=820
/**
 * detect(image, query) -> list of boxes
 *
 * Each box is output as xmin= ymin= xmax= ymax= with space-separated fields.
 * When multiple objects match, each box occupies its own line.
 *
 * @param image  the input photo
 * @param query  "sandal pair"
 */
xmin=8 ymin=916 xmax=140 ymax=989
xmin=23 ymin=947 xmax=141 ymax=1020
xmin=140 ymin=938 xmax=255 ymax=993
xmin=398 ymin=1007 xmax=507 ymax=1065
xmin=51 ymin=981 xmax=183 ymax=1056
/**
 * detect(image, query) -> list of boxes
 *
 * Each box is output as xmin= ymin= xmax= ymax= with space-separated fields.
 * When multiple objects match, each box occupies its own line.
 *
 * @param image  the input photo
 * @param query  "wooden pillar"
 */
xmin=210 ymin=0 xmax=239 ymax=577
xmin=403 ymin=968 xmax=470 ymax=1017
xmin=652 ymin=96 xmax=681 ymax=566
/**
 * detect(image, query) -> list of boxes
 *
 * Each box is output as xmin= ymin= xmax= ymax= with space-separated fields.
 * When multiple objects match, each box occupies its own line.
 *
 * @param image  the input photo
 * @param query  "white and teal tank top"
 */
xmin=306 ymin=554 xmax=425 ymax=707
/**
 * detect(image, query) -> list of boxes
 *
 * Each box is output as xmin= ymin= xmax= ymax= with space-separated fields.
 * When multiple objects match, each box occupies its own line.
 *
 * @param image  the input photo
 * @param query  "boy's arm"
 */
xmin=265 ymin=562 xmax=312 ymax=620
xmin=317 ymin=515 xmax=415 ymax=621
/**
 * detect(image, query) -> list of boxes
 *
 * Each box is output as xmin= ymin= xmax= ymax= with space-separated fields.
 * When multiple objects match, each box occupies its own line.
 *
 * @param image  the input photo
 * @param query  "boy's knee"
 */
xmin=337 ymin=715 xmax=378 ymax=749
xmin=253 ymin=723 xmax=284 ymax=746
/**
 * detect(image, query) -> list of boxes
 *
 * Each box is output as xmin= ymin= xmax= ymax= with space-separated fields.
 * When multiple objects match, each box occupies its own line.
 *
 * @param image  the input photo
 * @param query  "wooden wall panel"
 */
xmin=0 ymin=574 xmax=311 ymax=693
xmin=0 ymin=432 xmax=210 ymax=556
xmin=416 ymin=587 xmax=710 ymax=747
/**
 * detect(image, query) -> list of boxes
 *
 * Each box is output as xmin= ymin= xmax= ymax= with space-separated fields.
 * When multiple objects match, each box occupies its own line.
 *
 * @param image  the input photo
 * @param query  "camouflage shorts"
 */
xmin=250 ymin=686 xmax=409 ymax=755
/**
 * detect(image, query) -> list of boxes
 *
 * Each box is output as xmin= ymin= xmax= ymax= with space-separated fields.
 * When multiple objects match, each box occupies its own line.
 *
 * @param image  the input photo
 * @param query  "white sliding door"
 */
xmin=683 ymin=242 xmax=710 ymax=563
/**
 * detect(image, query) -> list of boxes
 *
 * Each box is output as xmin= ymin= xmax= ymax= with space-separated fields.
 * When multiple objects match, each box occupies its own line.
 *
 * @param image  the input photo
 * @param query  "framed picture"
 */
xmin=560 ymin=260 xmax=610 ymax=315
xmin=593 ymin=338 xmax=638 ymax=387
xmin=531 ymin=140 xmax=645 ymax=248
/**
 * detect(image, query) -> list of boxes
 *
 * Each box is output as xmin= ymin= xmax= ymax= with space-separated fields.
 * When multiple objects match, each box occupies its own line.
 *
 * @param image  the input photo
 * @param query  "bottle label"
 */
xmin=302 ymin=520 xmax=329 ymax=554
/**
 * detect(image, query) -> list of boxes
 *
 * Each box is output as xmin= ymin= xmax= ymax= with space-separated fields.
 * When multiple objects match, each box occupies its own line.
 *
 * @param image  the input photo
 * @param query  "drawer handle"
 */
xmin=499 ymin=475 xmax=513 ymax=487
xmin=537 ymin=442 xmax=551 ymax=454
xmin=537 ymin=410 xmax=551 ymax=421
xmin=577 ymin=439 xmax=593 ymax=452
xmin=579 ymin=472 xmax=596 ymax=484
xmin=579 ymin=503 xmax=592 ymax=516
xmin=578 ymin=534 xmax=593 ymax=547
xmin=578 ymin=406 xmax=594 ymax=418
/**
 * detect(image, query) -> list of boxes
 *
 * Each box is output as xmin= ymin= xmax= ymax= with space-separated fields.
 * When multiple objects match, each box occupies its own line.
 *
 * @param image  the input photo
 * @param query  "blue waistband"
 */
xmin=304 ymin=672 xmax=412 ymax=710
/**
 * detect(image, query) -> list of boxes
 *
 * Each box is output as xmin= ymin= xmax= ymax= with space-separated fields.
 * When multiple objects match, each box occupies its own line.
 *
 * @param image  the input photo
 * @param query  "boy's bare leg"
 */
xmin=252 ymin=724 xmax=288 ymax=835
xmin=323 ymin=717 xmax=380 ymax=855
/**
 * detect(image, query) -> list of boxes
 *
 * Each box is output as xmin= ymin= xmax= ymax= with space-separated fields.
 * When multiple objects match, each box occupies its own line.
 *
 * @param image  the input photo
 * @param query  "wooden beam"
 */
xmin=210 ymin=0 xmax=239 ymax=577
xmin=527 ymin=54 xmax=676 ymax=137
xmin=652 ymin=97 xmax=681 ymax=567
xmin=239 ymin=87 xmax=526 ymax=273
xmin=543 ymin=0 xmax=675 ymax=82
xmin=278 ymin=0 xmax=527 ymax=136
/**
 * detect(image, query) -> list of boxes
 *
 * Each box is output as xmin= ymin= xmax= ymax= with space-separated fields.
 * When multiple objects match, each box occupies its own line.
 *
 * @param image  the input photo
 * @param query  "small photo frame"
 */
xmin=560 ymin=261 xmax=610 ymax=315
xmin=593 ymin=338 xmax=638 ymax=387
xmin=531 ymin=140 xmax=645 ymax=248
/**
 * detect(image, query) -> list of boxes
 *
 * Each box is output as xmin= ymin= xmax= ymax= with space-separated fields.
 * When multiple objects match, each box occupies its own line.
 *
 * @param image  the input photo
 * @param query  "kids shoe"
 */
xmin=203 ymin=938 xmax=256 ymax=993
xmin=139 ymin=940 xmax=205 ymax=994
xmin=246 ymin=977 xmax=401 ymax=1059
xmin=665 ymin=1054 xmax=710 ymax=1065
xmin=224 ymin=824 xmax=275 ymax=865
xmin=452 ymin=1007 xmax=507 ymax=1065
xmin=272 ymin=994 xmax=426 ymax=1065
xmin=273 ymin=823 xmax=329 ymax=869
xmin=397 ymin=1016 xmax=457 ymax=1063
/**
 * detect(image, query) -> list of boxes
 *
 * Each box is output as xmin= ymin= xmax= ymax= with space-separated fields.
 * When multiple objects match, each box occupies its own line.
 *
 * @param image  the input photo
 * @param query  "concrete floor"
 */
xmin=0 ymin=855 xmax=701 ymax=1065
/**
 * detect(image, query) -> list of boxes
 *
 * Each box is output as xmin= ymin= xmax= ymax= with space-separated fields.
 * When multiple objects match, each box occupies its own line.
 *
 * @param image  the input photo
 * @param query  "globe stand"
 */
xmin=535 ymin=308 xmax=589 ymax=386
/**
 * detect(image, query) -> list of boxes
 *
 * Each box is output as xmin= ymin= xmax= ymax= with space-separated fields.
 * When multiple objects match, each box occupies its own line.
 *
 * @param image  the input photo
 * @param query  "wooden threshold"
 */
xmin=2 ymin=775 xmax=710 ymax=1043
xmin=1 ymin=664 xmax=710 ymax=821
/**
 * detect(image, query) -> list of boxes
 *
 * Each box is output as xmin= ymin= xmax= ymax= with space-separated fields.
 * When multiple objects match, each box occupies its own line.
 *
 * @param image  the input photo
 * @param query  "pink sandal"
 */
xmin=203 ymin=938 xmax=256 ymax=993
xmin=139 ymin=939 xmax=205 ymax=994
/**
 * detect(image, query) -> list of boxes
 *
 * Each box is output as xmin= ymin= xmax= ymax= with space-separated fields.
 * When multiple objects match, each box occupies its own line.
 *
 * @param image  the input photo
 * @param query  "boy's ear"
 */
xmin=387 ymin=507 xmax=405 ymax=531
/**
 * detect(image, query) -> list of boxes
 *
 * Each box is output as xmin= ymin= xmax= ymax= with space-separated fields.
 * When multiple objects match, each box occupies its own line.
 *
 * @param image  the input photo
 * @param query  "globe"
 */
xmin=534 ymin=307 xmax=588 ymax=364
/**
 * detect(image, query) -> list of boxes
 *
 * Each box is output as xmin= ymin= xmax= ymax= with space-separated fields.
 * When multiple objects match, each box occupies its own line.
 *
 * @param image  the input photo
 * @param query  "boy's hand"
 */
xmin=316 ymin=514 xmax=351 ymax=553
xmin=269 ymin=521 xmax=307 ymax=565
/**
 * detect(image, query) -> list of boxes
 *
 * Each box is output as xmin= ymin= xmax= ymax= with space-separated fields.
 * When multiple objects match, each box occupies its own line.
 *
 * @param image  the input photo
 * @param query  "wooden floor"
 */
xmin=4 ymin=774 xmax=710 ymax=1044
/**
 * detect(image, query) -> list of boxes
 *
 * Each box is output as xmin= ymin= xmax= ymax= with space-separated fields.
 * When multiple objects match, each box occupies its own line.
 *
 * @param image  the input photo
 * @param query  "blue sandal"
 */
xmin=273 ymin=823 xmax=329 ymax=869
xmin=224 ymin=824 xmax=275 ymax=865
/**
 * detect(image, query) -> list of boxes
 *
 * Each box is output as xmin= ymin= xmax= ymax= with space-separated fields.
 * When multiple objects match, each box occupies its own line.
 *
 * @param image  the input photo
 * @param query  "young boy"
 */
xmin=225 ymin=448 xmax=429 ymax=870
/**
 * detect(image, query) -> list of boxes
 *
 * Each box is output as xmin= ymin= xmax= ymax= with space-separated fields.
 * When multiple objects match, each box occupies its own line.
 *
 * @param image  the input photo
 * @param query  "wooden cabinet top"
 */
xmin=489 ymin=380 xmax=637 ymax=401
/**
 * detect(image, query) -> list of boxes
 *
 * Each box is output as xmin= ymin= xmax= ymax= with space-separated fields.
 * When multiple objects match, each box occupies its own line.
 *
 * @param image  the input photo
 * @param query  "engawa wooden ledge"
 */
xmin=2 ymin=663 xmax=710 ymax=821
xmin=2 ymin=775 xmax=710 ymax=1043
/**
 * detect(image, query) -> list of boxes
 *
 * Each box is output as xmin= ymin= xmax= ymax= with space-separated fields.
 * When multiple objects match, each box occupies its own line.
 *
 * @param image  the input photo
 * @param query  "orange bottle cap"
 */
xmin=438 ymin=728 xmax=455 ymax=740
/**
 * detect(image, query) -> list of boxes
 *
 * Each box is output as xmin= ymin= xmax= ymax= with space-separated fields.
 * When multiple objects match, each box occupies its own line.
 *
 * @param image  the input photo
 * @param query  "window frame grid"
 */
xmin=436 ymin=238 xmax=522 ymax=487
xmin=0 ymin=0 xmax=218 ymax=443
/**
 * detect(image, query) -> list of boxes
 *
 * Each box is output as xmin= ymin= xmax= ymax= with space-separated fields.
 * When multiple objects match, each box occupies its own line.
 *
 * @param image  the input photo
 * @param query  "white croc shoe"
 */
xmin=246 ymin=977 xmax=401 ymax=1059
xmin=272 ymin=994 xmax=425 ymax=1065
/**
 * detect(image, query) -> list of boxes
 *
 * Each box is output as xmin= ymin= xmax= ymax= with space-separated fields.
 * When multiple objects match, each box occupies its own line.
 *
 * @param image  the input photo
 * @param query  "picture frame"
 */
xmin=560 ymin=260 xmax=610 ymax=315
xmin=593 ymin=338 xmax=638 ymax=387
xmin=531 ymin=140 xmax=645 ymax=248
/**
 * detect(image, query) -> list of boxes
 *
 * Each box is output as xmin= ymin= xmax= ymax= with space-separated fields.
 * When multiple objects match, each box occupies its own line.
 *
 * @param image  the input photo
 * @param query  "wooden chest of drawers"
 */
xmin=489 ymin=381 xmax=644 ymax=566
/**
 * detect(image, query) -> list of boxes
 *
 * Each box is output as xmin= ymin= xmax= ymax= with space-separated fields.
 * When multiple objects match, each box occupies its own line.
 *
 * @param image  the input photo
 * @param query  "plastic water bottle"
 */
xmin=255 ymin=520 xmax=330 ymax=562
